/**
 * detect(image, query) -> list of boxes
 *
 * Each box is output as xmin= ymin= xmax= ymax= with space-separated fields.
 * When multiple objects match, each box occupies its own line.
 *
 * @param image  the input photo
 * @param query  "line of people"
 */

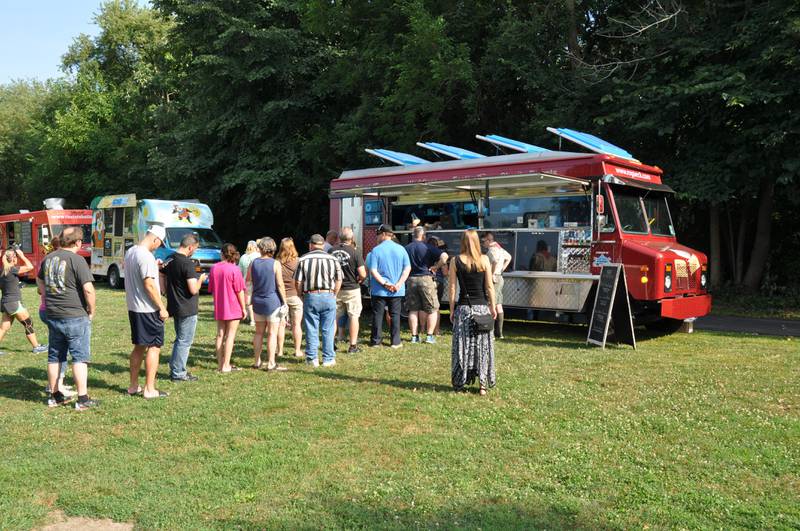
xmin=0 ymin=221 xmax=513 ymax=410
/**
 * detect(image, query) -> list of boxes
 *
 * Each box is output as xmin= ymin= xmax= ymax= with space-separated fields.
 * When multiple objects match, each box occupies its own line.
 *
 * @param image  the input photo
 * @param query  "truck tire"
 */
xmin=107 ymin=265 xmax=123 ymax=290
xmin=644 ymin=318 xmax=683 ymax=334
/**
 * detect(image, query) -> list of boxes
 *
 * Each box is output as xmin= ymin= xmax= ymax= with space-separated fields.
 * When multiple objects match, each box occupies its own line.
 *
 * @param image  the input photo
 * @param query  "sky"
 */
xmin=0 ymin=0 xmax=104 ymax=84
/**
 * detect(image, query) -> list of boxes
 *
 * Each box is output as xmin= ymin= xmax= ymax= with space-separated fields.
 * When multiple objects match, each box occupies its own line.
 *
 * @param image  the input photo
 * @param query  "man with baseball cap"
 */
xmin=125 ymin=224 xmax=169 ymax=399
xmin=294 ymin=233 xmax=342 ymax=367
xmin=367 ymin=224 xmax=410 ymax=348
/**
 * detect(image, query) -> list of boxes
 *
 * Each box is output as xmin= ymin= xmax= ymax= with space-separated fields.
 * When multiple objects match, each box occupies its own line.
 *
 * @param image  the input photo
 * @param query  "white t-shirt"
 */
xmin=124 ymin=245 xmax=160 ymax=313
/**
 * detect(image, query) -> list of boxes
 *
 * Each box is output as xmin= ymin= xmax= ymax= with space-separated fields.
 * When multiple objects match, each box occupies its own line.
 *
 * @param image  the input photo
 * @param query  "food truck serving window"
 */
xmin=484 ymin=196 xmax=589 ymax=229
xmin=50 ymin=224 xmax=93 ymax=241
xmin=391 ymin=202 xmax=479 ymax=231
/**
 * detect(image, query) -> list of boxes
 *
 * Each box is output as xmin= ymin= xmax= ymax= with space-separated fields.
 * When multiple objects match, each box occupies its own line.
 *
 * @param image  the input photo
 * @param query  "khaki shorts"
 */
xmin=254 ymin=305 xmax=288 ymax=324
xmin=406 ymin=276 xmax=439 ymax=312
xmin=286 ymin=295 xmax=303 ymax=326
xmin=493 ymin=275 xmax=505 ymax=306
xmin=336 ymin=288 xmax=363 ymax=319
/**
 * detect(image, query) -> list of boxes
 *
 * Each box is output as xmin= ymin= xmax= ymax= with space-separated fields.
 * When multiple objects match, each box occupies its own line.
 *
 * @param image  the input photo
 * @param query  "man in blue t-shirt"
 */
xmin=404 ymin=226 xmax=448 ymax=344
xmin=366 ymin=225 xmax=411 ymax=348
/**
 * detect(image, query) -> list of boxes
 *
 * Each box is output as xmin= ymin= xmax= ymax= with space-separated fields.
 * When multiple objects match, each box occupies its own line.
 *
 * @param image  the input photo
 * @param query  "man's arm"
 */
xmin=356 ymin=265 xmax=367 ymax=284
xmin=143 ymin=277 xmax=168 ymax=321
xmin=394 ymin=265 xmax=411 ymax=291
xmin=82 ymin=282 xmax=96 ymax=320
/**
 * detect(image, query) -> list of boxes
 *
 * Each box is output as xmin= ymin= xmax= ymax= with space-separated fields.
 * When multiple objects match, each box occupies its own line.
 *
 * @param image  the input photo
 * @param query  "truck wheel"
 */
xmin=644 ymin=318 xmax=683 ymax=334
xmin=108 ymin=265 xmax=123 ymax=289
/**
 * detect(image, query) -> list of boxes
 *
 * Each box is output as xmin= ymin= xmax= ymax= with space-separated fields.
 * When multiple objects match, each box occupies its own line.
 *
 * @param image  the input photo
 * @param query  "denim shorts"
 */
xmin=47 ymin=316 xmax=91 ymax=364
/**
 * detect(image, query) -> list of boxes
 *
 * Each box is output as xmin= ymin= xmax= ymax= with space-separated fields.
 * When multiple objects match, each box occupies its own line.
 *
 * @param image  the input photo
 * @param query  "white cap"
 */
xmin=147 ymin=225 xmax=166 ymax=241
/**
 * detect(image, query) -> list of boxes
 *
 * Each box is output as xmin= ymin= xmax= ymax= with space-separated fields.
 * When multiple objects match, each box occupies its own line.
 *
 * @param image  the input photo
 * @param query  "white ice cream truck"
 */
xmin=90 ymin=194 xmax=223 ymax=288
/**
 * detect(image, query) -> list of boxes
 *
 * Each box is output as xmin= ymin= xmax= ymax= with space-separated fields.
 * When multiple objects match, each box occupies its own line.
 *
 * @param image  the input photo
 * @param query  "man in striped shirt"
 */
xmin=294 ymin=234 xmax=343 ymax=367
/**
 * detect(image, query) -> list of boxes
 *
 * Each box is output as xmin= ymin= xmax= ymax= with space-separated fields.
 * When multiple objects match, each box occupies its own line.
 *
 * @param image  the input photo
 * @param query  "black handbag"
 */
xmin=456 ymin=260 xmax=494 ymax=333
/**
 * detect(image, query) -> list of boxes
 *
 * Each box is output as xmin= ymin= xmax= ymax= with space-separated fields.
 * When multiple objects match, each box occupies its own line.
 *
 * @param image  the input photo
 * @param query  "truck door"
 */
xmin=590 ymin=183 xmax=619 ymax=274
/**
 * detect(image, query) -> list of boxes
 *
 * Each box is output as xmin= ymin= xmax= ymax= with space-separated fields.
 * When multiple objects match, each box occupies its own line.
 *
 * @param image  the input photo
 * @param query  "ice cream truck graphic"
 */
xmin=90 ymin=194 xmax=223 ymax=288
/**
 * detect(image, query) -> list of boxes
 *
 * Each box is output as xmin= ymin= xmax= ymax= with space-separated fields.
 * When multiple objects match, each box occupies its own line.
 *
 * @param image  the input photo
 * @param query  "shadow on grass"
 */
xmin=304 ymin=369 xmax=454 ymax=393
xmin=213 ymin=497 xmax=605 ymax=529
xmin=0 ymin=366 xmax=129 ymax=403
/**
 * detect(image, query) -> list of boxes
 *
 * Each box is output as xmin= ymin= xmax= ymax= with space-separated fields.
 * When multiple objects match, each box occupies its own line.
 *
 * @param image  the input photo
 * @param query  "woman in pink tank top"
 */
xmin=208 ymin=243 xmax=246 ymax=372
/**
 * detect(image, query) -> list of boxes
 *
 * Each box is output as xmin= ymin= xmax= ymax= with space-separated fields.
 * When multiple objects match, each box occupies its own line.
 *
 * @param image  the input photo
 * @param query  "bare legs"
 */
xmin=276 ymin=319 xmax=286 ymax=357
xmin=348 ymin=314 xmax=359 ymax=346
xmin=129 ymin=344 xmax=162 ymax=397
xmin=216 ymin=319 xmax=240 ymax=372
xmin=0 ymin=312 xmax=41 ymax=347
xmin=266 ymin=320 xmax=279 ymax=368
xmin=252 ymin=320 xmax=267 ymax=367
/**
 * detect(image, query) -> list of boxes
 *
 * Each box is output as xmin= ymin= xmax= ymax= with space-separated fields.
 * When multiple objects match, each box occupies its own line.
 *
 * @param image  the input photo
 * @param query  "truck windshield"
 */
xmin=613 ymin=190 xmax=649 ymax=234
xmin=642 ymin=194 xmax=675 ymax=236
xmin=166 ymin=228 xmax=223 ymax=249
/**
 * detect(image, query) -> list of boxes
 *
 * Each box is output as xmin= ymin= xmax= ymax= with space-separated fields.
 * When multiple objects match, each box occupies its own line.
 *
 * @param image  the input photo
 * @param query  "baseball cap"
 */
xmin=376 ymin=224 xmax=394 ymax=235
xmin=308 ymin=234 xmax=325 ymax=245
xmin=147 ymin=225 xmax=166 ymax=242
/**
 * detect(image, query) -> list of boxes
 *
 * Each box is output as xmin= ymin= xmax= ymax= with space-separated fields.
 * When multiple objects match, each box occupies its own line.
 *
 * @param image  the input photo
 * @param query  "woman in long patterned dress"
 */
xmin=448 ymin=229 xmax=497 ymax=395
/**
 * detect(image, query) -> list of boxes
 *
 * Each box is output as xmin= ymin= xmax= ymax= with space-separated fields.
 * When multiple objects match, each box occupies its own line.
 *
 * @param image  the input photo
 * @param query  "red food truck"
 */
xmin=328 ymin=131 xmax=711 ymax=330
xmin=0 ymin=204 xmax=93 ymax=280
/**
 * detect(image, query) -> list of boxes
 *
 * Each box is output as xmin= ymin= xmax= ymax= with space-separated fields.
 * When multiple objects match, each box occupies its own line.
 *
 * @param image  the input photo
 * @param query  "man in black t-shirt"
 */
xmin=37 ymin=226 xmax=97 ymax=410
xmin=163 ymin=233 xmax=206 ymax=382
xmin=329 ymin=227 xmax=366 ymax=353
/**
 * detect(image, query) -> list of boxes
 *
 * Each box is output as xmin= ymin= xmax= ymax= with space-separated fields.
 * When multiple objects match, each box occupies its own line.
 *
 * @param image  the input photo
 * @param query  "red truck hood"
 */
xmin=623 ymin=239 xmax=707 ymax=265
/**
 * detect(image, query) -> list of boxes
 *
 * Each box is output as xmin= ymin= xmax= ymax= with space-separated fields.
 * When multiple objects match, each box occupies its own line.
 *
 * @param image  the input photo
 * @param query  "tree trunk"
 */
xmin=725 ymin=203 xmax=737 ymax=282
xmin=709 ymin=203 xmax=721 ymax=289
xmin=735 ymin=201 xmax=749 ymax=285
xmin=742 ymin=177 xmax=775 ymax=291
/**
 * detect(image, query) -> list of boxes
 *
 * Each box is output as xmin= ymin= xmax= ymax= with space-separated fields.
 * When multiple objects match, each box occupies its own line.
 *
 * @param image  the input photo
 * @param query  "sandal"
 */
xmin=479 ymin=387 xmax=487 ymax=396
xmin=127 ymin=387 xmax=143 ymax=396
xmin=220 ymin=366 xmax=241 ymax=373
xmin=251 ymin=362 xmax=262 ymax=369
xmin=265 ymin=364 xmax=288 ymax=372
xmin=143 ymin=390 xmax=169 ymax=399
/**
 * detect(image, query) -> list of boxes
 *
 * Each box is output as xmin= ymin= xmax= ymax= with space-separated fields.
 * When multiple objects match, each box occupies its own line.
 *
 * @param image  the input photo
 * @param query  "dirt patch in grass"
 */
xmin=39 ymin=511 xmax=133 ymax=531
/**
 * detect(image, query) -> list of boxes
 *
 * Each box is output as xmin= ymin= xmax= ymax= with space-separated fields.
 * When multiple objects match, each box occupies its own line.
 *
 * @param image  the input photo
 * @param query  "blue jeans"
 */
xmin=40 ymin=310 xmax=66 ymax=378
xmin=170 ymin=314 xmax=198 ymax=379
xmin=47 ymin=316 xmax=91 ymax=364
xmin=303 ymin=293 xmax=337 ymax=363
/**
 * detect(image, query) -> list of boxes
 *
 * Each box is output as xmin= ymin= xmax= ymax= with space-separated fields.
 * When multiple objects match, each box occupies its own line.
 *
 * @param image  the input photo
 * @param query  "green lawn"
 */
xmin=0 ymin=285 xmax=798 ymax=530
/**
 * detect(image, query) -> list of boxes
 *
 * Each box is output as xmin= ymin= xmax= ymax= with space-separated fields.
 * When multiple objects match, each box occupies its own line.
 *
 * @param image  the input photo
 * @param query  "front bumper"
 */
xmin=661 ymin=294 xmax=712 ymax=320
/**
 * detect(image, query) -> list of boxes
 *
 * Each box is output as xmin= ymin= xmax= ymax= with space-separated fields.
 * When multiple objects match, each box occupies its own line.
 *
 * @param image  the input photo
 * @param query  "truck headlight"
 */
xmin=700 ymin=264 xmax=708 ymax=289
xmin=664 ymin=264 xmax=673 ymax=292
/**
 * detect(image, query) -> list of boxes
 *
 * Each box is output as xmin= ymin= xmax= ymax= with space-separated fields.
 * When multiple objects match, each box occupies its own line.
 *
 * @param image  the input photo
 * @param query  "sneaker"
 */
xmin=347 ymin=345 xmax=361 ymax=354
xmin=75 ymin=398 xmax=99 ymax=411
xmin=411 ymin=335 xmax=420 ymax=343
xmin=171 ymin=373 xmax=199 ymax=382
xmin=32 ymin=345 xmax=48 ymax=354
xmin=307 ymin=358 xmax=320 ymax=368
xmin=47 ymin=392 xmax=71 ymax=408
xmin=425 ymin=335 xmax=436 ymax=344
xmin=322 ymin=359 xmax=336 ymax=367
xmin=390 ymin=343 xmax=403 ymax=349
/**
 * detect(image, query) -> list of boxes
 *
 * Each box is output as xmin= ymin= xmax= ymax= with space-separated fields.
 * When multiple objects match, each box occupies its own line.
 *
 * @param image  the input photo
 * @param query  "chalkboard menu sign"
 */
xmin=587 ymin=264 xmax=636 ymax=349
xmin=18 ymin=222 xmax=33 ymax=253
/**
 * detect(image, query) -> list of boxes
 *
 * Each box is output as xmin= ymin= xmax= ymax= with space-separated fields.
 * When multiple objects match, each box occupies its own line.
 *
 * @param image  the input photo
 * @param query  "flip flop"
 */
xmin=127 ymin=387 xmax=143 ymax=396
xmin=264 ymin=364 xmax=288 ymax=372
xmin=143 ymin=390 xmax=169 ymax=399
xmin=250 ymin=363 xmax=262 ymax=369
xmin=220 ymin=366 xmax=241 ymax=373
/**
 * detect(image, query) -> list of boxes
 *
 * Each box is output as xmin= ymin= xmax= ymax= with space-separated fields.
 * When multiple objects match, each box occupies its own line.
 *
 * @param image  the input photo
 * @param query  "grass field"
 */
xmin=0 ymin=285 xmax=798 ymax=530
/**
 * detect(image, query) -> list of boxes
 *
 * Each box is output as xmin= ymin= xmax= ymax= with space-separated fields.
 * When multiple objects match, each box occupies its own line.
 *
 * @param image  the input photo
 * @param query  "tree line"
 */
xmin=0 ymin=0 xmax=798 ymax=292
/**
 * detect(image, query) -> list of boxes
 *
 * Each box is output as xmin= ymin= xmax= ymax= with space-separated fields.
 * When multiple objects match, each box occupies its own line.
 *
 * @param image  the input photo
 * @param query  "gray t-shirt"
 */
xmin=124 ymin=245 xmax=160 ymax=313
xmin=37 ymin=250 xmax=94 ymax=319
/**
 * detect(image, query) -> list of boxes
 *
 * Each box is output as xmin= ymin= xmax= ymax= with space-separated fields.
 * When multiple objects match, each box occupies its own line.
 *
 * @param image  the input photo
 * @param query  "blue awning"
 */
xmin=365 ymin=148 xmax=429 ymax=166
xmin=416 ymin=141 xmax=486 ymax=160
xmin=476 ymin=134 xmax=550 ymax=153
xmin=547 ymin=127 xmax=636 ymax=161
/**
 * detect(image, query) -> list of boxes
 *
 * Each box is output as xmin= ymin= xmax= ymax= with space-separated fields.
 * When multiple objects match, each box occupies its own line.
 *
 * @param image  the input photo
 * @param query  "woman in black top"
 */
xmin=1 ymin=248 xmax=48 ymax=355
xmin=448 ymin=230 xmax=496 ymax=395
